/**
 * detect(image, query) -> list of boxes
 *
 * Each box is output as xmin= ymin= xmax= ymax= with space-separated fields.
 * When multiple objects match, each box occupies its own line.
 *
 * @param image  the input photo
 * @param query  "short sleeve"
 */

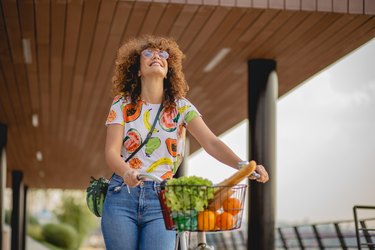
xmin=179 ymin=99 xmax=201 ymax=126
xmin=105 ymin=95 xmax=125 ymax=126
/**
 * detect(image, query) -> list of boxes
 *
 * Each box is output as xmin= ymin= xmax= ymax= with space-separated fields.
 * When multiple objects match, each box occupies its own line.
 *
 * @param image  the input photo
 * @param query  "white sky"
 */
xmin=187 ymin=37 xmax=375 ymax=225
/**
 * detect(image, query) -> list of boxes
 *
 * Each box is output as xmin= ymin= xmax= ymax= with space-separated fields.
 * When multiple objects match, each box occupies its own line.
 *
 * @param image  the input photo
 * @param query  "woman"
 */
xmin=102 ymin=35 xmax=269 ymax=250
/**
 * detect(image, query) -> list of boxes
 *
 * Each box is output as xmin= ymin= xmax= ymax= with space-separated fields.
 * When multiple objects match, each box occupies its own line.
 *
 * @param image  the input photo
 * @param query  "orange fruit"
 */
xmin=198 ymin=210 xmax=216 ymax=231
xmin=222 ymin=197 xmax=242 ymax=215
xmin=216 ymin=212 xmax=235 ymax=230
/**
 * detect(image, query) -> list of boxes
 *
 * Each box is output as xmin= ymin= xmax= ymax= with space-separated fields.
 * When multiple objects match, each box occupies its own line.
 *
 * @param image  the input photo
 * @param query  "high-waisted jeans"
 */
xmin=101 ymin=174 xmax=176 ymax=250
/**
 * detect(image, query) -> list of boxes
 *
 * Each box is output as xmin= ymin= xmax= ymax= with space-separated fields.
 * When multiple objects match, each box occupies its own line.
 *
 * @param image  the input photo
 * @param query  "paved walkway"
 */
xmin=27 ymin=237 xmax=49 ymax=250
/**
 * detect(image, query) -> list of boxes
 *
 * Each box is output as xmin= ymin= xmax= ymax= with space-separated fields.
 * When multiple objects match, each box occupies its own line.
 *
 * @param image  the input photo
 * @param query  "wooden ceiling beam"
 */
xmin=178 ymin=5 xmax=216 ymax=51
xmin=2 ymin=1 xmax=374 ymax=188
xmin=183 ymin=7 xmax=231 ymax=62
xmin=65 ymin=0 xmax=102 ymax=145
xmin=50 ymin=1 xmax=67 ymax=136
xmin=183 ymin=7 xmax=247 ymax=69
xmin=74 ymin=2 xmax=137 ymax=170
xmin=1 ymin=1 xmax=36 ymax=170
xmin=154 ymin=3 xmax=184 ymax=35
xmin=72 ymin=1 xmax=125 ymax=149
xmin=284 ymin=16 xmax=375 ymax=93
xmin=57 ymin=0 xmax=83 ymax=144
xmin=185 ymin=8 xmax=264 ymax=89
xmin=169 ymin=4 xmax=199 ymax=39
xmin=142 ymin=3 xmax=167 ymax=34
xmin=281 ymin=15 xmax=372 ymax=89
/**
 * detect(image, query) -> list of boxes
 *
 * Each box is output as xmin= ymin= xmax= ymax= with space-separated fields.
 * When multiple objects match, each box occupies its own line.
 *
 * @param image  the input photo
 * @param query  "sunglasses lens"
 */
xmin=142 ymin=49 xmax=169 ymax=59
xmin=159 ymin=51 xmax=169 ymax=59
xmin=142 ymin=50 xmax=153 ymax=58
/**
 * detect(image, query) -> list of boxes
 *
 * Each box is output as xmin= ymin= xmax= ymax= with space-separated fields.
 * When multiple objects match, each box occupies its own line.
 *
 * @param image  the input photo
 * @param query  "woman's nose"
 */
xmin=152 ymin=52 xmax=160 ymax=59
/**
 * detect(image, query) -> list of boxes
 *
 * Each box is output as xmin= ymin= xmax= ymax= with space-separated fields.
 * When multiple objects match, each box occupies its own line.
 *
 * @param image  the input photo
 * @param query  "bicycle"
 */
xmin=138 ymin=161 xmax=258 ymax=250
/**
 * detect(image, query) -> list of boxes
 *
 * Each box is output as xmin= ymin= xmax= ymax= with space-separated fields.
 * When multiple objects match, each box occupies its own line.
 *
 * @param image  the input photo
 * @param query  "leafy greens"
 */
xmin=164 ymin=176 xmax=214 ymax=212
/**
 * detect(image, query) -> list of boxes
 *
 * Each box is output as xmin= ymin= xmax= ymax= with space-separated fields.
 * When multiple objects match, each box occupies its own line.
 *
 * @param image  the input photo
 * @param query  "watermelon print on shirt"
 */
xmin=105 ymin=96 xmax=201 ymax=180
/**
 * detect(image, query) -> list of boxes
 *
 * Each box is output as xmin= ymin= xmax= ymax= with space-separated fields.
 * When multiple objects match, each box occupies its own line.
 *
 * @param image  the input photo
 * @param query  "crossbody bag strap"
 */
xmin=125 ymin=103 xmax=164 ymax=162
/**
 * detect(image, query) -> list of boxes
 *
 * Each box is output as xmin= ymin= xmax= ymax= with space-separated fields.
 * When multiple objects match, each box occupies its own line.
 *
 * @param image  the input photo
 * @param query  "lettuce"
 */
xmin=164 ymin=176 xmax=214 ymax=212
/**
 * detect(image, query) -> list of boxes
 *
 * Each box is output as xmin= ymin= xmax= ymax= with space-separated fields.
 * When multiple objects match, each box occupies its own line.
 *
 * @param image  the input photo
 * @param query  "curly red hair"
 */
xmin=112 ymin=35 xmax=189 ymax=109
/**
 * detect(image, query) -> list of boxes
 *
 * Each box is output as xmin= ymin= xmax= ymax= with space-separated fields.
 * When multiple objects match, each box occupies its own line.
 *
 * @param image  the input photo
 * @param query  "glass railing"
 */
xmin=203 ymin=205 xmax=375 ymax=249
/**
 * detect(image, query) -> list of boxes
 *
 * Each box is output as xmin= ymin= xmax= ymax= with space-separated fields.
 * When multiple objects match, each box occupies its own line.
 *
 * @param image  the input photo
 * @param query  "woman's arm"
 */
xmin=187 ymin=117 xmax=241 ymax=169
xmin=187 ymin=117 xmax=269 ymax=183
xmin=105 ymin=124 xmax=140 ymax=186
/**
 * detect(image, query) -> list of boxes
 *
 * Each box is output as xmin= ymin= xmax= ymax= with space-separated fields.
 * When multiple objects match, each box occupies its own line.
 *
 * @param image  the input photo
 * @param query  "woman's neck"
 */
xmin=140 ymin=78 xmax=164 ymax=104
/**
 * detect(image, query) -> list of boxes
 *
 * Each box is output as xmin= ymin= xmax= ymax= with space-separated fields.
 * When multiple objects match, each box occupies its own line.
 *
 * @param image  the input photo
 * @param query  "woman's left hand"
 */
xmin=249 ymin=165 xmax=269 ymax=183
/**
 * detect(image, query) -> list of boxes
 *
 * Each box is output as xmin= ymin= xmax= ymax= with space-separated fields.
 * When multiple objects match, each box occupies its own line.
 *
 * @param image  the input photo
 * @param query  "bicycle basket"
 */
xmin=157 ymin=184 xmax=247 ymax=232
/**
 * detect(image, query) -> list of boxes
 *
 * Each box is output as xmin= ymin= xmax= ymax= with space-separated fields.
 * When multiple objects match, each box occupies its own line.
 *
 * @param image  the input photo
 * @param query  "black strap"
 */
xmin=125 ymin=103 xmax=163 ymax=162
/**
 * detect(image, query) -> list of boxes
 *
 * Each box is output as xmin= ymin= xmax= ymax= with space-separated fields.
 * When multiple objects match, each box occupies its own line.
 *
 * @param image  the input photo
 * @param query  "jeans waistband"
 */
xmin=112 ymin=173 xmax=159 ymax=191
xmin=139 ymin=181 xmax=160 ymax=191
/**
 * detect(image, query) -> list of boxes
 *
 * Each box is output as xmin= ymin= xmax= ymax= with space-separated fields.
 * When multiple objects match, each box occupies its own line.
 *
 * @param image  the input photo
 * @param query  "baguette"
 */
xmin=208 ymin=161 xmax=257 ymax=210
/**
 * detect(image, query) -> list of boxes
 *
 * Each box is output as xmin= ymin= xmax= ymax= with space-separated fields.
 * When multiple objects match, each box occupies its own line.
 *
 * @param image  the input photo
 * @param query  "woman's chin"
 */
xmin=143 ymin=71 xmax=166 ymax=79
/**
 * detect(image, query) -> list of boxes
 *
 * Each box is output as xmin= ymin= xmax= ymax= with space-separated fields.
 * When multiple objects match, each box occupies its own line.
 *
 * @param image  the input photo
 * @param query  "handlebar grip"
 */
xmin=251 ymin=171 xmax=261 ymax=179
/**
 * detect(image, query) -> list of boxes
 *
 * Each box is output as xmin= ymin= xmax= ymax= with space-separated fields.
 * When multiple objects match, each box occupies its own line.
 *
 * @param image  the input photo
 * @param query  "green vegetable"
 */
xmin=164 ymin=176 xmax=214 ymax=212
xmin=172 ymin=210 xmax=198 ymax=231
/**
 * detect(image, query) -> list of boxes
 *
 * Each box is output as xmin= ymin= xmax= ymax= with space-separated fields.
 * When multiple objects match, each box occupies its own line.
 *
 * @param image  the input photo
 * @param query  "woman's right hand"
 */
xmin=122 ymin=168 xmax=140 ymax=187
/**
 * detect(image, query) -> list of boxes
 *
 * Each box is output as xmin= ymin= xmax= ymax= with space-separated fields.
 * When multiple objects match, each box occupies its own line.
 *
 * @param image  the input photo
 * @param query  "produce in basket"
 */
xmin=216 ymin=211 xmax=235 ymax=230
xmin=222 ymin=197 xmax=242 ymax=215
xmin=164 ymin=176 xmax=214 ymax=212
xmin=197 ymin=210 xmax=216 ymax=231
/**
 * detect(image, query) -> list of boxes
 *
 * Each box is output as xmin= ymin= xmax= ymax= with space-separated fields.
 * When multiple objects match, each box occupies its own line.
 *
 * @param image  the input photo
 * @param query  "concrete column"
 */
xmin=11 ymin=171 xmax=25 ymax=250
xmin=0 ymin=123 xmax=7 ymax=250
xmin=247 ymin=59 xmax=277 ymax=250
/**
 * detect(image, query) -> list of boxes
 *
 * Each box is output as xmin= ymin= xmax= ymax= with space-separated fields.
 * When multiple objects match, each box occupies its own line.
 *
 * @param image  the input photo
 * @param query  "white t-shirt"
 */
xmin=105 ymin=95 xmax=201 ymax=179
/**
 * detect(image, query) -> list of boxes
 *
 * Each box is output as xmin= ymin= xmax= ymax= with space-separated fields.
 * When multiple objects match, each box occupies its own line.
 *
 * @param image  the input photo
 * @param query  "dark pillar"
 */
xmin=22 ymin=186 xmax=28 ymax=250
xmin=0 ymin=123 xmax=7 ymax=250
xmin=247 ymin=59 xmax=277 ymax=250
xmin=11 ymin=171 xmax=25 ymax=250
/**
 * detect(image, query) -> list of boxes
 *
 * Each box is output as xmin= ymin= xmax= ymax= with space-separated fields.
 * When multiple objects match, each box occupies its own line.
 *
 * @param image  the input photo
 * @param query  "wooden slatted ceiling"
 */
xmin=0 ymin=0 xmax=374 ymax=188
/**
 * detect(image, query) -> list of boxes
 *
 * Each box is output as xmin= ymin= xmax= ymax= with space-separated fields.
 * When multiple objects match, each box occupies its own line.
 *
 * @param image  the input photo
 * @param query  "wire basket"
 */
xmin=157 ymin=184 xmax=247 ymax=232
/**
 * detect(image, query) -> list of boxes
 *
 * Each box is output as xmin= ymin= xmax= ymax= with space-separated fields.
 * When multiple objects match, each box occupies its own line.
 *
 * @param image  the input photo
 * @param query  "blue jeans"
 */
xmin=101 ymin=174 xmax=176 ymax=250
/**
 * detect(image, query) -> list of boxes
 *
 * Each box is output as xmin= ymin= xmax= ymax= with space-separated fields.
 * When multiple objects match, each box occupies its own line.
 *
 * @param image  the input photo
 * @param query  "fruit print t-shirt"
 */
xmin=105 ymin=95 xmax=201 ymax=180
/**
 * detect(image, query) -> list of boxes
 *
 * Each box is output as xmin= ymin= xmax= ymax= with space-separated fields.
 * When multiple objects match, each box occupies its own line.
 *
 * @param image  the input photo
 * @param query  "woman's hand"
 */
xmin=249 ymin=165 xmax=269 ymax=183
xmin=123 ymin=169 xmax=140 ymax=187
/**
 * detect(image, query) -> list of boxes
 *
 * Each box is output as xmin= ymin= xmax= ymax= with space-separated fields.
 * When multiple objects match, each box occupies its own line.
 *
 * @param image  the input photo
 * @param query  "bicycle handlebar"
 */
xmin=136 ymin=163 xmax=260 ymax=185
xmin=251 ymin=171 xmax=261 ymax=179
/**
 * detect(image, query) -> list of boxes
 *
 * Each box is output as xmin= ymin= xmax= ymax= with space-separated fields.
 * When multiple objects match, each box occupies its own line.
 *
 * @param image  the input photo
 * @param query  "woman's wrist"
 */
xmin=237 ymin=161 xmax=249 ymax=170
xmin=121 ymin=165 xmax=131 ymax=179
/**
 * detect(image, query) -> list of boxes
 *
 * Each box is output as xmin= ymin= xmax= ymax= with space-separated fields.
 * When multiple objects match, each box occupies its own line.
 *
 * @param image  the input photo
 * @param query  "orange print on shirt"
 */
xmin=106 ymin=110 xmax=117 ymax=123
xmin=129 ymin=158 xmax=142 ymax=169
xmin=161 ymin=171 xmax=173 ymax=180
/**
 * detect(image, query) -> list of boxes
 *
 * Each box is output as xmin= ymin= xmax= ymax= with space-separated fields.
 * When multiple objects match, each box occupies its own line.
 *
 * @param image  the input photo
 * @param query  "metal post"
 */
xmin=334 ymin=223 xmax=347 ymax=250
xmin=353 ymin=206 xmax=361 ymax=250
xmin=312 ymin=224 xmax=324 ymax=249
xmin=0 ymin=123 xmax=7 ymax=250
xmin=11 ymin=171 xmax=24 ymax=250
xmin=294 ymin=226 xmax=304 ymax=249
xmin=359 ymin=221 xmax=374 ymax=250
xmin=247 ymin=59 xmax=277 ymax=250
xmin=278 ymin=228 xmax=288 ymax=249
